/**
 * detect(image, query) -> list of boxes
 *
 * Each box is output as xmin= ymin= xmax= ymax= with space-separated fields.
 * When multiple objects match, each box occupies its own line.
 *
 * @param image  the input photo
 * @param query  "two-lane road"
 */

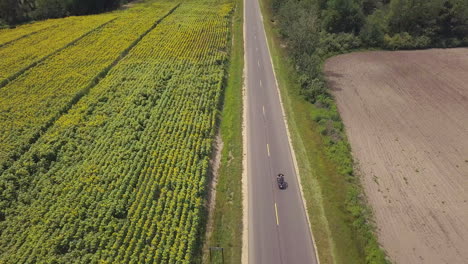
xmin=244 ymin=0 xmax=319 ymax=262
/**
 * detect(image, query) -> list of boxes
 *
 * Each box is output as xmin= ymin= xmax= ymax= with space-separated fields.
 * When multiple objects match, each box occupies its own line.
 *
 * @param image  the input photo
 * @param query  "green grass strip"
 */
xmin=201 ymin=0 xmax=244 ymax=262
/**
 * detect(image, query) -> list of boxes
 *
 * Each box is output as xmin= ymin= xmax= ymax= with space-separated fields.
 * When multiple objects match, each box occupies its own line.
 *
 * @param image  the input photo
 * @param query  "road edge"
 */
xmin=241 ymin=0 xmax=249 ymax=261
xmin=257 ymin=4 xmax=321 ymax=264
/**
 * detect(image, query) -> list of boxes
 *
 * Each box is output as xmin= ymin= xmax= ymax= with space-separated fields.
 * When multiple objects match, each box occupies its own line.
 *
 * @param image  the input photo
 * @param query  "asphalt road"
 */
xmin=244 ymin=0 xmax=319 ymax=263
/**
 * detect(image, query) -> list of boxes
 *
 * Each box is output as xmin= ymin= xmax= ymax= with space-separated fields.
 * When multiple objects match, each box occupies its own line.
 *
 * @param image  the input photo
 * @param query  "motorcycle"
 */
xmin=276 ymin=173 xmax=288 ymax=189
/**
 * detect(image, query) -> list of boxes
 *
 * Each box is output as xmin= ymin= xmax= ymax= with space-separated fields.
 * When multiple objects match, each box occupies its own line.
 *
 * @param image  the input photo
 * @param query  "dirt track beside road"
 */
xmin=325 ymin=48 xmax=468 ymax=264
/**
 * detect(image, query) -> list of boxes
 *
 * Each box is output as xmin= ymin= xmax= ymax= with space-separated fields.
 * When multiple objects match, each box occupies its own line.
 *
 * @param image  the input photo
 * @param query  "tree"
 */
xmin=321 ymin=0 xmax=365 ymax=33
xmin=32 ymin=0 xmax=68 ymax=20
xmin=437 ymin=0 xmax=468 ymax=40
xmin=0 ymin=0 xmax=127 ymax=26
xmin=0 ymin=0 xmax=23 ymax=24
xmin=387 ymin=0 xmax=442 ymax=37
xmin=360 ymin=9 xmax=387 ymax=46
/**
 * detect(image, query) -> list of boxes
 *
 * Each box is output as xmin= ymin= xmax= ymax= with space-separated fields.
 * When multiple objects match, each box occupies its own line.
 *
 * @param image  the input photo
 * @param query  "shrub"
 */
xmin=383 ymin=32 xmax=413 ymax=49
xmin=318 ymin=32 xmax=361 ymax=55
xmin=384 ymin=32 xmax=432 ymax=49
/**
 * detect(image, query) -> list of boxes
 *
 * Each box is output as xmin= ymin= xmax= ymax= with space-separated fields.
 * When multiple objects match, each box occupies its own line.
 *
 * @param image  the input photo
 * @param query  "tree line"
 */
xmin=271 ymin=0 xmax=468 ymax=103
xmin=0 ymin=0 xmax=132 ymax=27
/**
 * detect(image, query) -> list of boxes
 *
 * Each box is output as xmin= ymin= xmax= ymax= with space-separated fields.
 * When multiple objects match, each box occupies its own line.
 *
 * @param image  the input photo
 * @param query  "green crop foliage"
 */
xmin=0 ymin=14 xmax=117 ymax=83
xmin=0 ymin=1 xmax=233 ymax=263
xmin=0 ymin=2 xmax=176 ymax=172
xmin=0 ymin=18 xmax=65 ymax=46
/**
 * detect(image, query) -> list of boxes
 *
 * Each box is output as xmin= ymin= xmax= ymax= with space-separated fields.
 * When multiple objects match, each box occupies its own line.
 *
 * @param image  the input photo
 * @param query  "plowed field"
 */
xmin=325 ymin=48 xmax=468 ymax=264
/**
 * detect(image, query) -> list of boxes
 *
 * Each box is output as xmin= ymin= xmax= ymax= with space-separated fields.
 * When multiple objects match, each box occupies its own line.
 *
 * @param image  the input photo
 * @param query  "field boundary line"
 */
xmin=0 ymin=17 xmax=117 ymax=89
xmin=0 ymin=3 xmax=180 ymax=174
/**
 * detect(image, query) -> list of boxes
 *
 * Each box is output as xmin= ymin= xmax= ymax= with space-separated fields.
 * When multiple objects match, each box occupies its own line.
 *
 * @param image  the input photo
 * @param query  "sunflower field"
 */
xmin=0 ymin=14 xmax=116 ymax=84
xmin=0 ymin=2 xmax=177 ymax=171
xmin=0 ymin=0 xmax=233 ymax=263
xmin=0 ymin=16 xmax=81 ymax=47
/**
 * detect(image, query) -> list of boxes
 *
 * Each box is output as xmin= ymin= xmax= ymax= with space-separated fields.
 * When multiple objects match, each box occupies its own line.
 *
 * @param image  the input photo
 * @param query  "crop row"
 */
xmin=0 ymin=16 xmax=76 ymax=46
xmin=0 ymin=13 xmax=119 ymax=47
xmin=0 ymin=14 xmax=117 ymax=84
xmin=0 ymin=2 xmax=233 ymax=263
xmin=0 ymin=2 xmax=177 ymax=173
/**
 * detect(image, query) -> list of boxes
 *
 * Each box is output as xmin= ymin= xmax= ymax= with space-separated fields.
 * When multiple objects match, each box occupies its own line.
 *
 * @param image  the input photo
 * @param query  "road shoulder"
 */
xmin=202 ymin=0 xmax=245 ymax=262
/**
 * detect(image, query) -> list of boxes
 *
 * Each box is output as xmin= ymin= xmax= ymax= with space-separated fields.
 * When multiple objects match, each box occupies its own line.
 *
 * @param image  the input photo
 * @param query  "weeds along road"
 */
xmin=244 ymin=0 xmax=319 ymax=262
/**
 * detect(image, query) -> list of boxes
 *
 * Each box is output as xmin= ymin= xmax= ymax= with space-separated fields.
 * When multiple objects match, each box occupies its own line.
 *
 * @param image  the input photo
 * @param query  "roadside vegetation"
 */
xmin=0 ymin=0 xmax=235 ymax=262
xmin=261 ymin=0 xmax=468 ymax=263
xmin=201 ymin=0 xmax=244 ymax=262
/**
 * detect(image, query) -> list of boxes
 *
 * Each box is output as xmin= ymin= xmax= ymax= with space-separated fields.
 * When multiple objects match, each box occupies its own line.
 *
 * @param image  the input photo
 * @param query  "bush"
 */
xmin=300 ymin=76 xmax=326 ymax=103
xmin=0 ymin=18 xmax=8 ymax=28
xmin=412 ymin=35 xmax=431 ymax=48
xmin=318 ymin=32 xmax=361 ymax=55
xmin=384 ymin=32 xmax=431 ymax=49
xmin=383 ymin=32 xmax=413 ymax=49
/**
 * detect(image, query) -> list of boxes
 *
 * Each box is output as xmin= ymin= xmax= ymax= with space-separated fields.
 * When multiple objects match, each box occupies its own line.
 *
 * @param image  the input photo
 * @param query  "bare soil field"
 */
xmin=325 ymin=48 xmax=468 ymax=264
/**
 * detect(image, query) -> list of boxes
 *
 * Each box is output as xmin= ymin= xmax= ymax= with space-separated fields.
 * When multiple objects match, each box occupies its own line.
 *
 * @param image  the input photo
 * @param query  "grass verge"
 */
xmin=202 ymin=0 xmax=244 ymax=263
xmin=258 ymin=0 xmax=388 ymax=263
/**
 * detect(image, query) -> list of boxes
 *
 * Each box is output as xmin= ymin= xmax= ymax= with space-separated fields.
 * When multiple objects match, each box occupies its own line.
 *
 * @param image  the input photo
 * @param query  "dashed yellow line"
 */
xmin=274 ymin=203 xmax=279 ymax=226
xmin=267 ymin=143 xmax=270 ymax=157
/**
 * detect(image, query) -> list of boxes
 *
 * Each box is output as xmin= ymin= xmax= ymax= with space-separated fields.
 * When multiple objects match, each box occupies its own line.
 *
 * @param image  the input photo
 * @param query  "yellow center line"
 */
xmin=262 ymin=105 xmax=265 ymax=116
xmin=274 ymin=203 xmax=279 ymax=226
xmin=267 ymin=143 xmax=270 ymax=157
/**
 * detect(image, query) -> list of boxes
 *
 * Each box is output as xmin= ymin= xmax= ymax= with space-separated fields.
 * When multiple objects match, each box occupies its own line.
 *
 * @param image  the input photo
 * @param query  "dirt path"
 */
xmin=202 ymin=135 xmax=223 ymax=263
xmin=325 ymin=48 xmax=468 ymax=264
